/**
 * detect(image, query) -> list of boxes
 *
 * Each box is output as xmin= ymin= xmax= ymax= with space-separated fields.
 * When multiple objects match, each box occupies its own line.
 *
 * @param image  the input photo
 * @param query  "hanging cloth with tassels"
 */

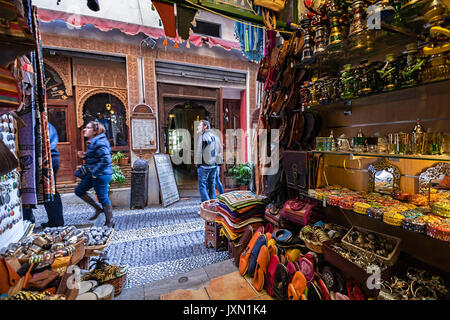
xmin=234 ymin=7 xmax=264 ymax=62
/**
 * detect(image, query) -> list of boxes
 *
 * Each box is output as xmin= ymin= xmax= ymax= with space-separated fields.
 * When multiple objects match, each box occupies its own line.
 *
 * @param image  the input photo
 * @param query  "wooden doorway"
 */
xmin=47 ymin=100 xmax=77 ymax=184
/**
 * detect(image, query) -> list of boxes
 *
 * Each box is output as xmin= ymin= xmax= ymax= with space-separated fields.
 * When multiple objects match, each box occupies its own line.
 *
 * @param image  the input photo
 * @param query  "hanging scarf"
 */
xmin=176 ymin=6 xmax=197 ymax=41
xmin=152 ymin=1 xmax=177 ymax=38
xmin=234 ymin=7 xmax=264 ymax=62
xmin=30 ymin=5 xmax=54 ymax=203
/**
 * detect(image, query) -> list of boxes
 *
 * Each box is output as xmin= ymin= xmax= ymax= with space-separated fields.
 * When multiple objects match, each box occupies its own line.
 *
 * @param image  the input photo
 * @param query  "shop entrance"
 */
xmin=167 ymin=103 xmax=209 ymax=186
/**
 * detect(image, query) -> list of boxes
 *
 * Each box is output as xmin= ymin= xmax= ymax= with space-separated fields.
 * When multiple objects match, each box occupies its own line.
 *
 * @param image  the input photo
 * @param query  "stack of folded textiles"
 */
xmin=215 ymin=191 xmax=268 ymax=241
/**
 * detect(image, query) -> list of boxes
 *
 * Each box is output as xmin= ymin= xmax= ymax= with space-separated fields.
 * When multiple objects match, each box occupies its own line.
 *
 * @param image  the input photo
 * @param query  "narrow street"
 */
xmin=33 ymin=195 xmax=229 ymax=290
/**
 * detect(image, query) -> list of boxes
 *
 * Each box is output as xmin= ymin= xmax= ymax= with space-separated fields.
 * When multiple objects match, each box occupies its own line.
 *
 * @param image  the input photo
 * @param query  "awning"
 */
xmin=37 ymin=8 xmax=240 ymax=51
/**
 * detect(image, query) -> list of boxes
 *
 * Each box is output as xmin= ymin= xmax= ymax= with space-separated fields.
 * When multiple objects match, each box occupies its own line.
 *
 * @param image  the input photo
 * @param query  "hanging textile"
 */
xmin=152 ymin=1 xmax=177 ymax=38
xmin=234 ymin=7 xmax=264 ymax=62
xmin=176 ymin=6 xmax=197 ymax=41
xmin=30 ymin=5 xmax=54 ymax=203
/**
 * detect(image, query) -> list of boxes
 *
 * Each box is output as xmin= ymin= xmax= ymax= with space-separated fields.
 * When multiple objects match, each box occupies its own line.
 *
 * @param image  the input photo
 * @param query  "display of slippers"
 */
xmin=265 ymin=254 xmax=279 ymax=296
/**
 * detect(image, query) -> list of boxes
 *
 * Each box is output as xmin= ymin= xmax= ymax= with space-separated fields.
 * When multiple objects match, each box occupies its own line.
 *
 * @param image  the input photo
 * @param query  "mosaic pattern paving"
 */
xmin=33 ymin=198 xmax=228 ymax=289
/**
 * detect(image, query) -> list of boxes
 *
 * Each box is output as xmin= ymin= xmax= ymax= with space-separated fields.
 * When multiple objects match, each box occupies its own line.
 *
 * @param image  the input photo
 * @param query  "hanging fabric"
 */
xmin=152 ymin=0 xmax=177 ymax=38
xmin=234 ymin=7 xmax=264 ymax=62
xmin=31 ymin=6 xmax=54 ymax=203
xmin=176 ymin=5 xmax=197 ymax=41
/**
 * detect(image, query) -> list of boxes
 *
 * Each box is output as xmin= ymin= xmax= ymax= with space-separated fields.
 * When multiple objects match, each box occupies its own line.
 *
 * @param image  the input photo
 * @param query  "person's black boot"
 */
xmin=79 ymin=193 xmax=104 ymax=220
xmin=103 ymin=204 xmax=115 ymax=228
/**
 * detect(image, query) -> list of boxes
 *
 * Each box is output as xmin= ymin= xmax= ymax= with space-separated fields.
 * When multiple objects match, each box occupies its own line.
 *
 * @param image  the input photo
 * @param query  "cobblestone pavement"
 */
xmin=33 ymin=196 xmax=229 ymax=289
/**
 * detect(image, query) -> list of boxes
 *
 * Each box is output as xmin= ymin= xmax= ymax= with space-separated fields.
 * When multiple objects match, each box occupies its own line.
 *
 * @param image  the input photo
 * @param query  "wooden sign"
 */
xmin=131 ymin=104 xmax=157 ymax=150
xmin=153 ymin=153 xmax=180 ymax=207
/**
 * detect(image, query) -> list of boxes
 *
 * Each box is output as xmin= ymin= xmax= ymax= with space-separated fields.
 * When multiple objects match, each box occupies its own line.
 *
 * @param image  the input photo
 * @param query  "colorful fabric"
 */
xmin=152 ymin=1 xmax=176 ymax=38
xmin=233 ymin=7 xmax=264 ymax=62
xmin=176 ymin=6 xmax=197 ymax=41
xmin=0 ymin=67 xmax=21 ymax=108
xmin=217 ymin=190 xmax=267 ymax=209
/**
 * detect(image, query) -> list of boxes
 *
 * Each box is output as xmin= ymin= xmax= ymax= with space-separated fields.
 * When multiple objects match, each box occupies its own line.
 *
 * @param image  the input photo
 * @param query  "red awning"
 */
xmin=37 ymin=8 xmax=240 ymax=51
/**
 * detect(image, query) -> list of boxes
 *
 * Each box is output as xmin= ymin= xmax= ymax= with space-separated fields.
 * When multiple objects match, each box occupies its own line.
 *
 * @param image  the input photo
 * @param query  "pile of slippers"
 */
xmin=236 ymin=224 xmax=356 ymax=300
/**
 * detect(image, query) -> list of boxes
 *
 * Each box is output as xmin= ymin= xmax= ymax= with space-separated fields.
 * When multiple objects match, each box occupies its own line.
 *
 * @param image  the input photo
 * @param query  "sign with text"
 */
xmin=153 ymin=153 xmax=180 ymax=207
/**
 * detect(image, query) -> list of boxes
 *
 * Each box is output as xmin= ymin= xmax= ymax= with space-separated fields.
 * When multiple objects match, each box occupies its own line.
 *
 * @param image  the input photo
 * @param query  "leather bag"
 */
xmin=283 ymin=150 xmax=309 ymax=190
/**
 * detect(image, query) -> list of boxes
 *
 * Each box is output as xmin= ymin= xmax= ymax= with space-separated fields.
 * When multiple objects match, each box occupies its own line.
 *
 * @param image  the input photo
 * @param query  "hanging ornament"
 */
xmin=163 ymin=37 xmax=168 ymax=47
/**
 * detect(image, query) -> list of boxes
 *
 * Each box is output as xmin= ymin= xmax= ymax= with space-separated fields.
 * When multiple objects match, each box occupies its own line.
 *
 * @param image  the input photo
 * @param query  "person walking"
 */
xmin=213 ymin=131 xmax=224 ymax=195
xmin=23 ymin=122 xmax=64 ymax=227
xmin=195 ymin=120 xmax=218 ymax=202
xmin=75 ymin=121 xmax=115 ymax=227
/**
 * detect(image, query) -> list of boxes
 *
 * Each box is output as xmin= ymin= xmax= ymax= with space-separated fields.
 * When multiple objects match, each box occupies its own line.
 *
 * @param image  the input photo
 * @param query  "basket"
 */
xmin=70 ymin=239 xmax=86 ymax=265
xmin=341 ymin=226 xmax=401 ymax=267
xmin=299 ymin=226 xmax=325 ymax=254
xmin=322 ymin=239 xmax=395 ymax=298
xmin=200 ymin=199 xmax=218 ymax=222
xmin=84 ymin=229 xmax=114 ymax=257
xmin=101 ymin=273 xmax=127 ymax=296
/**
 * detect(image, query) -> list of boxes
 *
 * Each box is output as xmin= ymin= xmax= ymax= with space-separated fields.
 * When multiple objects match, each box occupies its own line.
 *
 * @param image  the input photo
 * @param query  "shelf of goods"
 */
xmin=308 ymin=150 xmax=450 ymax=162
xmin=305 ymin=188 xmax=450 ymax=273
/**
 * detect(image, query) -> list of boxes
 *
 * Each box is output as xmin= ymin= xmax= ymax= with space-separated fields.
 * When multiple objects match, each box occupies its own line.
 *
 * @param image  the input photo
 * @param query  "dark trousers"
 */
xmin=23 ymin=157 xmax=64 ymax=225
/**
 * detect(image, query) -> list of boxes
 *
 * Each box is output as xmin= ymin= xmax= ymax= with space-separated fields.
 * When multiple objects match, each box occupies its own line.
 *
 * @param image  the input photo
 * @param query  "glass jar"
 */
xmin=353 ymin=128 xmax=366 ymax=152
xmin=420 ymin=53 xmax=450 ymax=83
xmin=410 ymin=119 xmax=426 ymax=154
xmin=394 ymin=132 xmax=410 ymax=154
xmin=357 ymin=59 xmax=373 ymax=96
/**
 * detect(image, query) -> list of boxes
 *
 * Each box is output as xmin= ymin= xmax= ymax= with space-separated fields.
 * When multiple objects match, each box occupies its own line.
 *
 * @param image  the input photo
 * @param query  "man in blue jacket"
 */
xmin=23 ymin=122 xmax=64 ymax=227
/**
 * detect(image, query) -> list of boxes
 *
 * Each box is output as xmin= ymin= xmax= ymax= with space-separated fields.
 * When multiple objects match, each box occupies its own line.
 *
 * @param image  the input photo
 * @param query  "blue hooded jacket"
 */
xmin=48 ymin=123 xmax=59 ymax=159
xmin=85 ymin=133 xmax=113 ymax=177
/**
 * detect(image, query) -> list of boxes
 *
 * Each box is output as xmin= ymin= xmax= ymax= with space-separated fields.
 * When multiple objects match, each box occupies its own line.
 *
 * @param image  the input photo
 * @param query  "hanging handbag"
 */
xmin=0 ymin=0 xmax=36 ymax=67
xmin=254 ymin=0 xmax=286 ymax=13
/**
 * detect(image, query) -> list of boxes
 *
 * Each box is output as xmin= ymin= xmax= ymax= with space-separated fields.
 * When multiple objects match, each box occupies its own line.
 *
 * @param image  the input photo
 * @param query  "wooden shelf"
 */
xmin=308 ymin=150 xmax=450 ymax=162
xmin=306 ymin=79 xmax=450 ymax=112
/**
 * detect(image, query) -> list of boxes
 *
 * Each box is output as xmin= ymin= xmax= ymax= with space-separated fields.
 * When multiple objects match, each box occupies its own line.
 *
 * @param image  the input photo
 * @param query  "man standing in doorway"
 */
xmin=195 ymin=120 xmax=217 ymax=202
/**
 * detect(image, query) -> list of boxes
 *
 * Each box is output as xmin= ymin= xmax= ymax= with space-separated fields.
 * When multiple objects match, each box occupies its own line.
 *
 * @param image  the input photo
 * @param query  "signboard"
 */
xmin=131 ymin=118 xmax=157 ymax=150
xmin=153 ymin=153 xmax=180 ymax=207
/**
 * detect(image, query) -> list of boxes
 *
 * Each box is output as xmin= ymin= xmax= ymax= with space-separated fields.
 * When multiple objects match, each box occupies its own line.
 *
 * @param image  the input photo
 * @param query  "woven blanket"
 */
xmin=217 ymin=191 xmax=267 ymax=209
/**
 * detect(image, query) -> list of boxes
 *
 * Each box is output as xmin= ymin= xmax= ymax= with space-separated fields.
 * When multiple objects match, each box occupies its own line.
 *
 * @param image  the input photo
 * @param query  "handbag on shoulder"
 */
xmin=74 ymin=164 xmax=91 ymax=179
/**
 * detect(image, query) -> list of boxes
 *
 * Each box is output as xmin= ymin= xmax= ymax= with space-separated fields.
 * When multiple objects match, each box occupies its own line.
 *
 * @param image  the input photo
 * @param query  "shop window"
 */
xmin=82 ymin=93 xmax=128 ymax=149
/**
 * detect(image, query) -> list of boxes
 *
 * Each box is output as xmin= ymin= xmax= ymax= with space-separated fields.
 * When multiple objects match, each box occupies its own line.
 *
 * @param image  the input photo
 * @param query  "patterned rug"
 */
xmin=33 ymin=198 xmax=229 ymax=289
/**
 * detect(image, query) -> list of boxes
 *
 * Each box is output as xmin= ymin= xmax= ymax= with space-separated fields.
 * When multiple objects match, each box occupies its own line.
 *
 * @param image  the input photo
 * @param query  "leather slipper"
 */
xmin=288 ymin=271 xmax=307 ymax=300
xmin=266 ymin=254 xmax=279 ymax=296
xmin=233 ymin=226 xmax=253 ymax=267
xmin=248 ymin=234 xmax=267 ymax=277
xmin=273 ymin=263 xmax=290 ymax=300
xmin=252 ymin=245 xmax=269 ymax=292
xmin=239 ymin=231 xmax=261 ymax=276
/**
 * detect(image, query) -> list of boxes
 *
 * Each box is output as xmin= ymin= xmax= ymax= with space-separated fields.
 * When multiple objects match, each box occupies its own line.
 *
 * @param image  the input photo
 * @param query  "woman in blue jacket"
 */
xmin=75 ymin=121 xmax=115 ymax=227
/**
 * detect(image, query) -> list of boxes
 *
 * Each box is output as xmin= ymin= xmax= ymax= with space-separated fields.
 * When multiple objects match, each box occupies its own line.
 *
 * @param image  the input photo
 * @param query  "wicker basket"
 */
xmin=101 ymin=273 xmax=127 ymax=296
xmin=341 ymin=226 xmax=401 ymax=267
xmin=200 ymin=199 xmax=218 ymax=222
xmin=299 ymin=228 xmax=324 ymax=254
xmin=84 ymin=229 xmax=114 ymax=257
xmin=70 ymin=239 xmax=86 ymax=265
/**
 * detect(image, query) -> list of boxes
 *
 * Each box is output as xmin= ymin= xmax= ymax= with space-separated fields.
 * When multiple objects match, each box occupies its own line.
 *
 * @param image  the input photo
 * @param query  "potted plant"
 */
xmin=109 ymin=164 xmax=127 ymax=193
xmin=228 ymin=163 xmax=252 ymax=190
xmin=112 ymin=151 xmax=128 ymax=165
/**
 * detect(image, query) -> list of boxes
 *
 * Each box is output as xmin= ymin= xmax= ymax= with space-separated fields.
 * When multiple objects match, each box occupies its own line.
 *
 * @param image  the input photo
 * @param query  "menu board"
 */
xmin=153 ymin=153 xmax=180 ymax=207
xmin=131 ymin=118 xmax=156 ymax=150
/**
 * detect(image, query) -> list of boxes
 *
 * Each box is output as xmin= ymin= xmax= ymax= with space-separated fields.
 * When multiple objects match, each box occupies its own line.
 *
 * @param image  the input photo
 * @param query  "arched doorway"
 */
xmin=167 ymin=102 xmax=209 ymax=186
xmin=82 ymin=93 xmax=129 ymax=153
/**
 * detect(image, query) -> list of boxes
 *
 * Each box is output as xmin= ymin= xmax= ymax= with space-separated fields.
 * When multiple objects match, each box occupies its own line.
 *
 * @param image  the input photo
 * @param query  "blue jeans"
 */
xmin=197 ymin=166 xmax=216 ymax=202
xmin=75 ymin=174 xmax=112 ymax=206
xmin=215 ymin=165 xmax=224 ymax=194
